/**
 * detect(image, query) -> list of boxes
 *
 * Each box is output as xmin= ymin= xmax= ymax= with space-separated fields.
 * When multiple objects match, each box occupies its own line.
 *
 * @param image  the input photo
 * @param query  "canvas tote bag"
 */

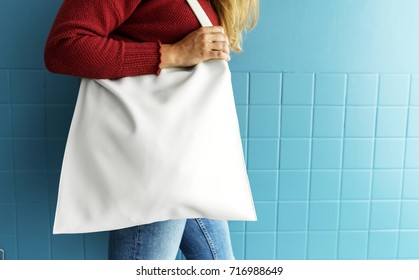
xmin=53 ymin=0 xmax=257 ymax=234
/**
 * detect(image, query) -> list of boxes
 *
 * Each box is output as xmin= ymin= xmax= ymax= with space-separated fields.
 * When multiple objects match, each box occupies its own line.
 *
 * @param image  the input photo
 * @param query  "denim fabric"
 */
xmin=108 ymin=218 xmax=235 ymax=260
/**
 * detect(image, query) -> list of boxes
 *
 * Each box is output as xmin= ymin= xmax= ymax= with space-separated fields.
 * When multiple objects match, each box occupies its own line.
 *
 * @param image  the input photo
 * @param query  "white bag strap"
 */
xmin=186 ymin=0 xmax=214 ymax=27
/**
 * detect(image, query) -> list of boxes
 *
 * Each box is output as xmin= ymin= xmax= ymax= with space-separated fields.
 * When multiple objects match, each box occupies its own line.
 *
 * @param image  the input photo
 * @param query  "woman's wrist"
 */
xmin=160 ymin=44 xmax=177 ymax=69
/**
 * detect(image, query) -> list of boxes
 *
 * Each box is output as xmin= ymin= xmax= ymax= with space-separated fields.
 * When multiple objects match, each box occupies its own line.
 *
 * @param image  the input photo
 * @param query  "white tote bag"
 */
xmin=53 ymin=0 xmax=257 ymax=234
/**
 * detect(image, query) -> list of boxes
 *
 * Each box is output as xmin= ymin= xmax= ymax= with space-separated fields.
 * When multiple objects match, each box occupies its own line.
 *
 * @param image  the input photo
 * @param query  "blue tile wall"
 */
xmin=411 ymin=75 xmax=419 ymax=105
xmin=338 ymin=231 xmax=368 ymax=259
xmin=1 ymin=0 xmax=419 ymax=260
xmin=368 ymin=231 xmax=398 ymax=259
xmin=339 ymin=202 xmax=370 ymax=230
xmin=398 ymin=231 xmax=419 ymax=259
xmin=0 ymin=71 xmax=10 ymax=103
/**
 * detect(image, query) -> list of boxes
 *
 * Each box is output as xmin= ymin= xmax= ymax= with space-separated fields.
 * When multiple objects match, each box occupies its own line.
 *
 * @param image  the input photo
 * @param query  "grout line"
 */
xmin=7 ymin=69 xmax=20 ymax=260
xmin=336 ymin=74 xmax=349 ymax=259
xmin=7 ymin=70 xmax=20 ymax=260
xmin=42 ymin=70 xmax=53 ymax=259
xmin=366 ymin=73 xmax=380 ymax=259
xmin=303 ymin=73 xmax=315 ymax=260
xmin=395 ymin=74 xmax=413 ymax=259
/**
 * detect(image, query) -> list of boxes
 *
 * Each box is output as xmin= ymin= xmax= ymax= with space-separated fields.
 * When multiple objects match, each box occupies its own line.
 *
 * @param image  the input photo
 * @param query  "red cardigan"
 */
xmin=44 ymin=0 xmax=219 ymax=79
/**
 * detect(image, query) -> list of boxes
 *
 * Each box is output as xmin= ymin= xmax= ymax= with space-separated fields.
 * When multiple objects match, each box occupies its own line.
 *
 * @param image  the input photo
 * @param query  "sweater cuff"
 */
xmin=122 ymin=41 xmax=161 ymax=76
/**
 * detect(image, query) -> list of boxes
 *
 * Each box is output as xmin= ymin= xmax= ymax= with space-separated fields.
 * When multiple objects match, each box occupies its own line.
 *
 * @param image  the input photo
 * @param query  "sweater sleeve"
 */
xmin=44 ymin=0 xmax=161 ymax=79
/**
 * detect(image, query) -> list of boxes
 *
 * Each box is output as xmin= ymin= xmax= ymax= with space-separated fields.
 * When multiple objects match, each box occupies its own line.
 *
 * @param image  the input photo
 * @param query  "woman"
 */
xmin=44 ymin=0 xmax=259 ymax=260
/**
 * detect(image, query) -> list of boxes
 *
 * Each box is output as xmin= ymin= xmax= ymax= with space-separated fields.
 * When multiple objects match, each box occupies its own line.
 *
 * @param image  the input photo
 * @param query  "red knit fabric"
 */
xmin=44 ymin=0 xmax=220 ymax=79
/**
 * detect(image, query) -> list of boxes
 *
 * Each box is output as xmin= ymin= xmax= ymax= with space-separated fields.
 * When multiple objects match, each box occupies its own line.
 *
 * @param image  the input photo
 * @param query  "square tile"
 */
xmin=313 ymin=107 xmax=344 ymax=137
xmin=307 ymin=231 xmax=338 ymax=260
xmin=48 ymin=171 xmax=60 ymax=204
xmin=0 ymin=235 xmax=17 ymax=260
xmin=45 ymin=72 xmax=79 ymax=105
xmin=346 ymin=74 xmax=378 ymax=105
xmin=0 ymin=172 xmax=15 ymax=203
xmin=309 ymin=202 xmax=339 ymax=230
xmin=0 ymin=204 xmax=16 ymax=234
xmin=410 ymin=75 xmax=419 ymax=105
xmin=10 ymin=70 xmax=44 ymax=103
xmin=343 ymin=139 xmax=374 ymax=169
xmin=0 ymin=70 xmax=9 ymax=103
xmin=280 ymin=106 xmax=312 ymax=137
xmin=236 ymin=105 xmax=248 ymax=137
xmin=368 ymin=231 xmax=398 ymax=259
xmin=84 ymin=232 xmax=109 ymax=260
xmin=338 ymin=231 xmax=368 ymax=259
xmin=47 ymin=139 xmax=66 ymax=171
xmin=246 ymin=202 xmax=277 ymax=232
xmin=0 ymin=139 xmax=13 ymax=171
xmin=400 ymin=201 xmax=419 ymax=229
xmin=248 ymin=106 xmax=280 ymax=137
xmin=278 ymin=202 xmax=308 ymax=231
xmin=311 ymin=139 xmax=343 ymax=169
xmin=403 ymin=170 xmax=419 ymax=199
xmin=0 ymin=105 xmax=11 ymax=137
xmin=379 ymin=74 xmax=410 ymax=105
xmin=228 ymin=221 xmax=245 ymax=232
xmin=51 ymin=234 xmax=84 ymax=260
xmin=372 ymin=170 xmax=403 ymax=199
xmin=310 ymin=171 xmax=340 ymax=200
xmin=13 ymin=139 xmax=47 ymax=171
xmin=17 ymin=235 xmax=50 ymax=260
xmin=345 ymin=107 xmax=376 ymax=137
xmin=15 ymin=171 xmax=49 ymax=203
xmin=12 ymin=105 xmax=46 ymax=137
xmin=46 ymin=105 xmax=75 ymax=138
xmin=248 ymin=170 xmax=278 ymax=201
xmin=370 ymin=201 xmax=400 ymax=230
xmin=278 ymin=170 xmax=310 ymax=200
xmin=282 ymin=73 xmax=314 ymax=105
xmin=245 ymin=233 xmax=276 ymax=260
xmin=339 ymin=202 xmax=370 ymax=230
xmin=250 ymin=73 xmax=281 ymax=105
xmin=17 ymin=203 xmax=50 ymax=234
xmin=277 ymin=232 xmax=307 ymax=260
xmin=279 ymin=139 xmax=311 ymax=169
xmin=408 ymin=107 xmax=419 ymax=137
xmin=230 ymin=232 xmax=245 ymax=260
xmin=248 ymin=139 xmax=279 ymax=170
xmin=398 ymin=231 xmax=419 ymax=259
xmin=376 ymin=107 xmax=408 ymax=137
xmin=232 ymin=72 xmax=249 ymax=105
xmin=405 ymin=139 xmax=419 ymax=168
xmin=374 ymin=139 xmax=405 ymax=169
xmin=341 ymin=170 xmax=372 ymax=200
xmin=314 ymin=74 xmax=346 ymax=105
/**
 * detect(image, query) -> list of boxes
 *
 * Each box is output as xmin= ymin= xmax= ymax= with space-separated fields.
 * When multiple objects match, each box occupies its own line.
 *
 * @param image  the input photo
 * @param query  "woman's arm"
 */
xmin=44 ymin=0 xmax=160 ymax=79
xmin=44 ymin=0 xmax=230 ymax=79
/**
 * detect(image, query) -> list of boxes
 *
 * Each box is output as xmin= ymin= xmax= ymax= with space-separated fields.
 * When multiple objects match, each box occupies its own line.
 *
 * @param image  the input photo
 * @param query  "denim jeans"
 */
xmin=108 ymin=218 xmax=235 ymax=260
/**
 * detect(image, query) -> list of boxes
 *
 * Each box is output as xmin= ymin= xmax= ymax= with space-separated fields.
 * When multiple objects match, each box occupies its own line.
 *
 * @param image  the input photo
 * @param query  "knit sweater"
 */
xmin=44 ymin=0 xmax=219 ymax=79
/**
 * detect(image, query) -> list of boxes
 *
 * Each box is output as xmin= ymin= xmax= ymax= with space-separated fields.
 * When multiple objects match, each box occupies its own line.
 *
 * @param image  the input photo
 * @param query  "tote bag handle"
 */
xmin=186 ymin=0 xmax=214 ymax=27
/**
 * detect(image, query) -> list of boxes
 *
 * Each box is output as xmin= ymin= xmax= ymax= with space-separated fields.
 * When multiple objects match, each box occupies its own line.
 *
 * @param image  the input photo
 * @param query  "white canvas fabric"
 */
xmin=53 ymin=0 xmax=257 ymax=234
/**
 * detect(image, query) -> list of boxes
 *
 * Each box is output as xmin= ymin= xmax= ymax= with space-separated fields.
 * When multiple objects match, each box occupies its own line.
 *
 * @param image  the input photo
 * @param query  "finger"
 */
xmin=210 ymin=42 xmax=230 ymax=54
xmin=200 ymin=26 xmax=225 ymax=34
xmin=205 ymin=50 xmax=231 ymax=61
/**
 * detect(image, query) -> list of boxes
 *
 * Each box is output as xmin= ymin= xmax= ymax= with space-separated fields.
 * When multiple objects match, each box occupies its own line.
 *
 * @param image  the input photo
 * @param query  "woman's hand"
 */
xmin=160 ymin=26 xmax=230 ymax=68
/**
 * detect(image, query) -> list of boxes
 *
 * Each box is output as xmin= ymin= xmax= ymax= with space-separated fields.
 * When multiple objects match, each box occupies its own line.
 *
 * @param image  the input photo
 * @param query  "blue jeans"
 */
xmin=108 ymin=218 xmax=235 ymax=260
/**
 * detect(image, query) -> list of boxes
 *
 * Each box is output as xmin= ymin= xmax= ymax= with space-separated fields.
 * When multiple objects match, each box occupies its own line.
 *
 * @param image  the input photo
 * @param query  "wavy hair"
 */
xmin=210 ymin=0 xmax=259 ymax=53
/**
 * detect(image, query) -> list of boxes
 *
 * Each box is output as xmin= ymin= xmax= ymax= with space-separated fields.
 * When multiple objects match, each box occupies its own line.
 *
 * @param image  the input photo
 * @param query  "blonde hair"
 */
xmin=210 ymin=0 xmax=259 ymax=53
